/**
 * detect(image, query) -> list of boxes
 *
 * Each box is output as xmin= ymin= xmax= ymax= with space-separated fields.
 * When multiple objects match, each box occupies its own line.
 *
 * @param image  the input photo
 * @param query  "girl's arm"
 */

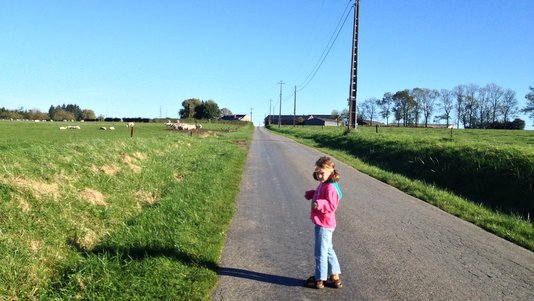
xmin=314 ymin=184 xmax=339 ymax=213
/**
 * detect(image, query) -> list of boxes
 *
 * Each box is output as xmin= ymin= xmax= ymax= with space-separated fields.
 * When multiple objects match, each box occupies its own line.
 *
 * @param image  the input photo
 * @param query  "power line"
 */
xmin=297 ymin=1 xmax=354 ymax=92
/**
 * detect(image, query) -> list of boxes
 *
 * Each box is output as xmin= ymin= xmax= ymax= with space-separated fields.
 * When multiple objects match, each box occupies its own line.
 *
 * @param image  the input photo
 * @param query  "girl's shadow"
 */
xmin=218 ymin=267 xmax=304 ymax=287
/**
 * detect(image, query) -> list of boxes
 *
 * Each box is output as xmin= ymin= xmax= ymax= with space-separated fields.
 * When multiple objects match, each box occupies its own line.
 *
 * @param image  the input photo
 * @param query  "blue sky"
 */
xmin=1 ymin=0 xmax=533 ymax=127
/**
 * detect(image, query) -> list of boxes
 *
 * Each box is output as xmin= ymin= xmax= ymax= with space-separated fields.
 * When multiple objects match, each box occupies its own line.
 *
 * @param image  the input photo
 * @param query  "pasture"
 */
xmin=268 ymin=125 xmax=534 ymax=250
xmin=0 ymin=120 xmax=252 ymax=300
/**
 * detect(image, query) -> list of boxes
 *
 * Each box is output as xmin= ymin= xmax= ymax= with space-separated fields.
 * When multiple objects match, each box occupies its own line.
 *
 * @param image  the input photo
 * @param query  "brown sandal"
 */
xmin=305 ymin=276 xmax=324 ymax=289
xmin=326 ymin=275 xmax=343 ymax=288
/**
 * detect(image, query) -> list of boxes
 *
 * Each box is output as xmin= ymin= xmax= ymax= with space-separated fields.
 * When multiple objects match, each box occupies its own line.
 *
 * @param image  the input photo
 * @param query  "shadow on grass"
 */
xmin=218 ymin=267 xmax=304 ymax=287
xmin=68 ymin=240 xmax=219 ymax=272
xmin=69 ymin=240 xmax=303 ymax=287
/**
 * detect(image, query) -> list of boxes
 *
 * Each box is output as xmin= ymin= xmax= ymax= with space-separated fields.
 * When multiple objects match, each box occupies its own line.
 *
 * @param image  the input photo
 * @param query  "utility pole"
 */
xmin=348 ymin=0 xmax=360 ymax=129
xmin=269 ymin=99 xmax=273 ymax=125
xmin=250 ymin=108 xmax=253 ymax=126
xmin=293 ymin=85 xmax=297 ymax=127
xmin=278 ymin=80 xmax=284 ymax=128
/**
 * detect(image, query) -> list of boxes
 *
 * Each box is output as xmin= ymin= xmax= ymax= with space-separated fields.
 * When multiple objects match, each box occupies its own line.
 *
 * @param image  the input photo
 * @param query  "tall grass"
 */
xmin=268 ymin=125 xmax=534 ymax=251
xmin=0 ymin=121 xmax=252 ymax=300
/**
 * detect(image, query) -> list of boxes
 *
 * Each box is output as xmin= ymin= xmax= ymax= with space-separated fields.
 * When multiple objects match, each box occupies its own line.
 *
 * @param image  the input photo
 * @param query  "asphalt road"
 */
xmin=212 ymin=127 xmax=534 ymax=301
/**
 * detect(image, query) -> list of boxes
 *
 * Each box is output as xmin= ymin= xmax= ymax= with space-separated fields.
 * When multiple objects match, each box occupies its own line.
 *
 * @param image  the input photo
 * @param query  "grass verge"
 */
xmin=267 ymin=126 xmax=534 ymax=251
xmin=0 ymin=122 xmax=253 ymax=300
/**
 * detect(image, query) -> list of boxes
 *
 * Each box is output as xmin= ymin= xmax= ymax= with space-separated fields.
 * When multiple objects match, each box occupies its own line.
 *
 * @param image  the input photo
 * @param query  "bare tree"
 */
xmin=464 ymin=83 xmax=480 ymax=128
xmin=500 ymin=89 xmax=519 ymax=126
xmin=477 ymin=86 xmax=491 ymax=128
xmin=521 ymin=86 xmax=534 ymax=125
xmin=411 ymin=88 xmax=425 ymax=127
xmin=419 ymin=88 xmax=439 ymax=127
xmin=361 ymin=98 xmax=379 ymax=125
xmin=438 ymin=89 xmax=454 ymax=127
xmin=486 ymin=83 xmax=504 ymax=124
xmin=453 ymin=85 xmax=465 ymax=128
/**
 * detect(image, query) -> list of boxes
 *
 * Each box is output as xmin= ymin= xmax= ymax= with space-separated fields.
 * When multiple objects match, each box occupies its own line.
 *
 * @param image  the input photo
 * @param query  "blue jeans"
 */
xmin=314 ymin=225 xmax=341 ymax=281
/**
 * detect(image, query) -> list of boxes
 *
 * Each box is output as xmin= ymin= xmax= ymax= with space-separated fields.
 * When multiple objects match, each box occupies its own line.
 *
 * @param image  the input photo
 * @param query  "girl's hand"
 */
xmin=312 ymin=201 xmax=319 ymax=209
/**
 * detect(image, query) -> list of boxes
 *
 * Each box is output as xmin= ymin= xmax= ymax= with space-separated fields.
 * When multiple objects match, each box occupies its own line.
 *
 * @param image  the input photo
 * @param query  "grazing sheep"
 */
xmin=109 ymin=126 xmax=115 ymax=130
xmin=67 ymin=125 xmax=81 ymax=130
xmin=100 ymin=126 xmax=107 ymax=130
xmin=59 ymin=126 xmax=67 ymax=130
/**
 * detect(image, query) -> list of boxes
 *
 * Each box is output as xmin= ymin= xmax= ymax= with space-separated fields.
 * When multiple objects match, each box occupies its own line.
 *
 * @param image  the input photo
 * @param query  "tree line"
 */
xmin=354 ymin=84 xmax=533 ymax=129
xmin=0 ymin=104 xmax=97 ymax=121
xmin=178 ymin=98 xmax=233 ymax=120
xmin=0 ymin=98 xmax=235 ymax=122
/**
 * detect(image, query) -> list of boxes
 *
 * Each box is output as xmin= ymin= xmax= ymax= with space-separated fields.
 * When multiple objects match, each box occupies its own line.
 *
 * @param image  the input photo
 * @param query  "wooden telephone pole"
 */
xmin=348 ymin=0 xmax=360 ymax=129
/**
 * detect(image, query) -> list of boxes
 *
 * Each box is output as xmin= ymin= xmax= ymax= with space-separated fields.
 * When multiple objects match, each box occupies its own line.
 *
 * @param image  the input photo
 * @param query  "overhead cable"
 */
xmin=296 ymin=0 xmax=354 ymax=92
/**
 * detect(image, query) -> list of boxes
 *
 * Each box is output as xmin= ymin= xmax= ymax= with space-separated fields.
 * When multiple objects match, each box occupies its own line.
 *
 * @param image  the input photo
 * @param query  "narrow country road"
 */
xmin=212 ymin=127 xmax=534 ymax=301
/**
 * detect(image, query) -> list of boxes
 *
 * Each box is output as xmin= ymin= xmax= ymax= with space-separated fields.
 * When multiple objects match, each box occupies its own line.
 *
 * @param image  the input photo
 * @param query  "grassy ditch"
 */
xmin=0 ymin=121 xmax=252 ymax=300
xmin=267 ymin=126 xmax=534 ymax=251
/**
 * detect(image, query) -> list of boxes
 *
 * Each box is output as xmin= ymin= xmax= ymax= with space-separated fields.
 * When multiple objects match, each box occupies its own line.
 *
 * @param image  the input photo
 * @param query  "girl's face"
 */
xmin=314 ymin=167 xmax=333 ymax=183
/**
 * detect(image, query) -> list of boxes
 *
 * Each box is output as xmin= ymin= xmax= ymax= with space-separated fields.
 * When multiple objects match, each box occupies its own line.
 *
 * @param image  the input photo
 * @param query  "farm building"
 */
xmin=264 ymin=115 xmax=341 ymax=126
xmin=221 ymin=114 xmax=251 ymax=122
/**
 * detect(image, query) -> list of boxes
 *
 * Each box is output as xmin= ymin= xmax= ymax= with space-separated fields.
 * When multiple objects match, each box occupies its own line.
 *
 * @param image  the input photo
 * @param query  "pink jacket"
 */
xmin=306 ymin=182 xmax=340 ymax=229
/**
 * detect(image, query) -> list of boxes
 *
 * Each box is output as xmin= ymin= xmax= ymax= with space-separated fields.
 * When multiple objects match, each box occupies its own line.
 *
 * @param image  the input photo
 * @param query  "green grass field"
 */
xmin=0 ymin=120 xmax=252 ymax=300
xmin=268 ymin=125 xmax=534 ymax=251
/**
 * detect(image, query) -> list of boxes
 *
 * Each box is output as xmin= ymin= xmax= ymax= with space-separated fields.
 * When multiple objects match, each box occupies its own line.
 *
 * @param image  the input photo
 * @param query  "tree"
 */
xmin=521 ymin=86 xmax=534 ymax=125
xmin=453 ymin=85 xmax=465 ymax=128
xmin=437 ymin=89 xmax=454 ymax=127
xmin=500 ymin=89 xmax=518 ymax=126
xmin=220 ymin=107 xmax=233 ymax=116
xmin=194 ymin=100 xmax=220 ymax=119
xmin=361 ymin=98 xmax=378 ymax=125
xmin=51 ymin=110 xmax=75 ymax=121
xmin=378 ymin=92 xmax=393 ymax=126
xmin=26 ymin=109 xmax=49 ymax=120
xmin=486 ymin=83 xmax=504 ymax=124
xmin=179 ymin=98 xmax=201 ymax=119
xmin=81 ymin=109 xmax=96 ymax=120
xmin=414 ymin=88 xmax=439 ymax=127
xmin=65 ymin=104 xmax=82 ymax=120
xmin=411 ymin=88 xmax=425 ymax=126
xmin=331 ymin=110 xmax=342 ymax=126
xmin=392 ymin=89 xmax=415 ymax=126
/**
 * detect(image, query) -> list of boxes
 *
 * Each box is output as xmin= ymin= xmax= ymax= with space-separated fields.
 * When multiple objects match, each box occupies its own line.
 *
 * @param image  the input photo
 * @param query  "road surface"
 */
xmin=212 ymin=127 xmax=534 ymax=301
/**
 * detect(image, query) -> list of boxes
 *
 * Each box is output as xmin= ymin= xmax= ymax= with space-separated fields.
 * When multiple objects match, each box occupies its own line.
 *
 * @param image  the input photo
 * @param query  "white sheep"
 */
xmin=109 ymin=126 xmax=115 ymax=130
xmin=100 ymin=126 xmax=107 ymax=130
xmin=59 ymin=126 xmax=67 ymax=130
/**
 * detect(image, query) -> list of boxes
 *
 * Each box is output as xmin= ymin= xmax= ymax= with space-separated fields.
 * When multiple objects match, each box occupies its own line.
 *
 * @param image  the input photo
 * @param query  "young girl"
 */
xmin=304 ymin=156 xmax=343 ymax=289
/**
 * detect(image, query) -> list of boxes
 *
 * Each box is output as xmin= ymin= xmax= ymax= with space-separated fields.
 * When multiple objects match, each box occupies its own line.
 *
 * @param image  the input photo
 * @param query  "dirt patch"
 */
xmin=122 ymin=153 xmax=142 ymax=173
xmin=132 ymin=152 xmax=147 ymax=160
xmin=74 ymin=227 xmax=98 ymax=251
xmin=15 ymin=194 xmax=31 ymax=212
xmin=80 ymin=188 xmax=107 ymax=207
xmin=101 ymin=164 xmax=120 ymax=175
xmin=134 ymin=190 xmax=159 ymax=207
xmin=175 ymin=174 xmax=184 ymax=183
xmin=12 ymin=177 xmax=60 ymax=200
xmin=30 ymin=240 xmax=42 ymax=253
xmin=233 ymin=140 xmax=248 ymax=147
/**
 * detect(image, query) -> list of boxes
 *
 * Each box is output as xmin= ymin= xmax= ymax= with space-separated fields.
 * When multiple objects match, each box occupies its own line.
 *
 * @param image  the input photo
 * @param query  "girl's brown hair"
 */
xmin=315 ymin=156 xmax=340 ymax=182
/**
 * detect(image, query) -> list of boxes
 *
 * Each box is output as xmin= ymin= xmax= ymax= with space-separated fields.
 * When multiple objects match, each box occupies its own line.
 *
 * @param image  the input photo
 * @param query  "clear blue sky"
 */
xmin=1 ymin=0 xmax=533 ymax=127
